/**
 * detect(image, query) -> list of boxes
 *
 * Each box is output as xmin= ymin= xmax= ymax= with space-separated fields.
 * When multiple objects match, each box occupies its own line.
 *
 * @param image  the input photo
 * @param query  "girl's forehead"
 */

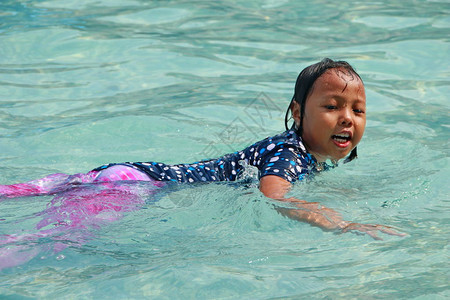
xmin=321 ymin=68 xmax=361 ymax=84
xmin=309 ymin=68 xmax=366 ymax=101
xmin=316 ymin=68 xmax=364 ymax=91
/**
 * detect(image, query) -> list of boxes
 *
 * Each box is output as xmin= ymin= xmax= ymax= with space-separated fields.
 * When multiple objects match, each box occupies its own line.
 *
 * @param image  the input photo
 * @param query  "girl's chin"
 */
xmin=307 ymin=147 xmax=352 ymax=163
xmin=328 ymin=151 xmax=352 ymax=162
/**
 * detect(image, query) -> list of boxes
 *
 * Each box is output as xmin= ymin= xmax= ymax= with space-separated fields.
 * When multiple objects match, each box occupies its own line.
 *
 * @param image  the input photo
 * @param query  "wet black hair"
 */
xmin=284 ymin=58 xmax=363 ymax=163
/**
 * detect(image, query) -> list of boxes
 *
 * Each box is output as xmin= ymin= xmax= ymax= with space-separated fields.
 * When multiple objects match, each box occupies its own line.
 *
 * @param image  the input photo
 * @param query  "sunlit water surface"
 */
xmin=0 ymin=0 xmax=449 ymax=299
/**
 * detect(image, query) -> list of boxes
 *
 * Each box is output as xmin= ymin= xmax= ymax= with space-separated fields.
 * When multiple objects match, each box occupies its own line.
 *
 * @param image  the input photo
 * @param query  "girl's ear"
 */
xmin=291 ymin=101 xmax=301 ymax=129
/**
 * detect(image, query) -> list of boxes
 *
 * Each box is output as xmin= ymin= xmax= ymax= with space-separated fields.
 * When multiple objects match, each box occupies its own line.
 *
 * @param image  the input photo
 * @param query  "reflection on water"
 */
xmin=0 ymin=0 xmax=449 ymax=298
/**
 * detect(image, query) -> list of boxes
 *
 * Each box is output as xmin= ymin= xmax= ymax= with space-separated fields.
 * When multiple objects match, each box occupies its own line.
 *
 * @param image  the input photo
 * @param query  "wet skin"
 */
xmin=260 ymin=68 xmax=404 ymax=239
xmin=293 ymin=67 xmax=366 ymax=162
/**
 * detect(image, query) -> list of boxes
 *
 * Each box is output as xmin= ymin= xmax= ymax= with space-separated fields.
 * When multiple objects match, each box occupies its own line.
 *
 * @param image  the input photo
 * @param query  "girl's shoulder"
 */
xmin=249 ymin=130 xmax=307 ymax=153
xmin=238 ymin=130 xmax=313 ymax=169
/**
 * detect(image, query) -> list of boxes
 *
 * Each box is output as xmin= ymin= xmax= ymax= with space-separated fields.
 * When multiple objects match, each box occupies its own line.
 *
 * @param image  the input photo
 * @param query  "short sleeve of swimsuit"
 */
xmin=258 ymin=143 xmax=309 ymax=182
xmin=245 ymin=130 xmax=316 ymax=183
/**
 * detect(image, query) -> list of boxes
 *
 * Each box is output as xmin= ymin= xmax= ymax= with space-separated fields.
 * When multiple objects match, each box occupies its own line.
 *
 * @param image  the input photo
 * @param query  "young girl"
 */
xmin=0 ymin=58 xmax=403 ymax=243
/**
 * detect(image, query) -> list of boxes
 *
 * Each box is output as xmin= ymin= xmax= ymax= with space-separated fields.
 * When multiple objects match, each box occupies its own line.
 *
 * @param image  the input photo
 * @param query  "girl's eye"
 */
xmin=325 ymin=105 xmax=337 ymax=110
xmin=353 ymin=109 xmax=365 ymax=114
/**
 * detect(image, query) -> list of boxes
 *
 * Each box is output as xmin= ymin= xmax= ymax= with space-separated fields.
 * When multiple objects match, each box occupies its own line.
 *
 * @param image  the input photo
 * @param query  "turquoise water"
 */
xmin=1 ymin=0 xmax=449 ymax=298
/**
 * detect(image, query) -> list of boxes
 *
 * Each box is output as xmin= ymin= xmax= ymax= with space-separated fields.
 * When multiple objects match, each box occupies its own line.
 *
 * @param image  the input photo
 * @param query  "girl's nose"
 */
xmin=340 ymin=109 xmax=353 ymax=125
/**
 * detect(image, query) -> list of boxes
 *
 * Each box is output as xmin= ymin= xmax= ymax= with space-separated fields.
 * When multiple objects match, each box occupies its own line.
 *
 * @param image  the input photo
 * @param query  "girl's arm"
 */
xmin=259 ymin=175 xmax=404 ymax=240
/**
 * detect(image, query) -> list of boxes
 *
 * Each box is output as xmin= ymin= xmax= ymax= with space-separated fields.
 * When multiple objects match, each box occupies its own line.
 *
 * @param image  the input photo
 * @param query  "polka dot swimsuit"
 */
xmin=93 ymin=130 xmax=318 ymax=184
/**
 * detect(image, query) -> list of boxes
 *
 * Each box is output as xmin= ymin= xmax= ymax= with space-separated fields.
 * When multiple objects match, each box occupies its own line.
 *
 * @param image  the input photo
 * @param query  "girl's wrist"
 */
xmin=336 ymin=221 xmax=351 ymax=230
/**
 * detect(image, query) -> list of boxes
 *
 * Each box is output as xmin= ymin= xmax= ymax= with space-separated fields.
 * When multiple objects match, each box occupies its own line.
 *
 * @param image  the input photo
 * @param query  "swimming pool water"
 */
xmin=0 ymin=0 xmax=449 ymax=298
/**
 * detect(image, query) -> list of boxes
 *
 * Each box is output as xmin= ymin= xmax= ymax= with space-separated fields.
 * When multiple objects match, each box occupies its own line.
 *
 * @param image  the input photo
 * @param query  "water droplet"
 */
xmin=56 ymin=254 xmax=65 ymax=261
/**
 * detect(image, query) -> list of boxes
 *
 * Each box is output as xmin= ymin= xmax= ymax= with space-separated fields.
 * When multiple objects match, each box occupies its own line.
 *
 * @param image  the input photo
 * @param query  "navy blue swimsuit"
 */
xmin=93 ymin=130 xmax=319 ymax=183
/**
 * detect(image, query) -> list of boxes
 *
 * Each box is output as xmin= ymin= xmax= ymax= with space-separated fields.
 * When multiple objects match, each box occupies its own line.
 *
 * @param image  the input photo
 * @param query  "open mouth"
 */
xmin=331 ymin=133 xmax=351 ymax=143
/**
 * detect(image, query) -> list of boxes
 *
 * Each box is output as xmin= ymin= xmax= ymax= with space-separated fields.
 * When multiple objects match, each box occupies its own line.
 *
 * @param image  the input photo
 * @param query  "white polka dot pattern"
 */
xmin=93 ymin=130 xmax=319 ymax=184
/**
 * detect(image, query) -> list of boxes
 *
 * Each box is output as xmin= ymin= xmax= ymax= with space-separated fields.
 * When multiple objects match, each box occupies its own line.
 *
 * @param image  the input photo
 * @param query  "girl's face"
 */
xmin=293 ymin=68 xmax=366 ymax=162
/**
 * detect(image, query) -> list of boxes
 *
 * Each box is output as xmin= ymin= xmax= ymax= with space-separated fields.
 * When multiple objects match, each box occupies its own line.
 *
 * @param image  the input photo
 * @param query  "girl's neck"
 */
xmin=302 ymin=142 xmax=327 ymax=163
xmin=297 ymin=132 xmax=337 ymax=164
xmin=308 ymin=150 xmax=327 ymax=163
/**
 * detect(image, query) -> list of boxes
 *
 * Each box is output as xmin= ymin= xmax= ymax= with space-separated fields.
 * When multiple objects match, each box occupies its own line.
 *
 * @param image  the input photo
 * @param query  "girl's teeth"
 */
xmin=332 ymin=135 xmax=350 ymax=143
xmin=334 ymin=137 xmax=347 ymax=143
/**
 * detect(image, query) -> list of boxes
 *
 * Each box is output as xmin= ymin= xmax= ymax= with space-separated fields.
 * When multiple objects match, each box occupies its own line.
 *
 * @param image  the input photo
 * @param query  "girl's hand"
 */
xmin=339 ymin=222 xmax=406 ymax=240
xmin=259 ymin=176 xmax=406 ymax=240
